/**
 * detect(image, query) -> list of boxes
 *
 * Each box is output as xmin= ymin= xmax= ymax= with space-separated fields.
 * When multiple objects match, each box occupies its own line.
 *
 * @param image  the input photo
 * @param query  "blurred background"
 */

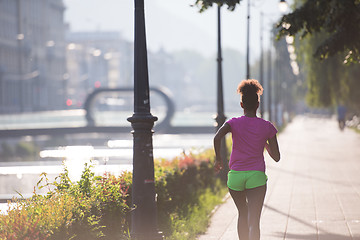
xmin=0 ymin=0 xmax=359 ymax=200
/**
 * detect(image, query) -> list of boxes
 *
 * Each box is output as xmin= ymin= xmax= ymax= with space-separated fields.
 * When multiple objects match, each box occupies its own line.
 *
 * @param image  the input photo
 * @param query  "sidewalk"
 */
xmin=198 ymin=116 xmax=360 ymax=240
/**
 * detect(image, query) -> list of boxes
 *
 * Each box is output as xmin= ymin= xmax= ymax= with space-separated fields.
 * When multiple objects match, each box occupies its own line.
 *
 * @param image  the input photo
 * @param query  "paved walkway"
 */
xmin=198 ymin=115 xmax=360 ymax=240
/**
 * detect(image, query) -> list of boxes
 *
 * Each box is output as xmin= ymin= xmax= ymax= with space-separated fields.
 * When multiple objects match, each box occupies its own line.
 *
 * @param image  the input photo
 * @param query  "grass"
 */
xmin=351 ymin=126 xmax=360 ymax=134
xmin=168 ymin=181 xmax=228 ymax=240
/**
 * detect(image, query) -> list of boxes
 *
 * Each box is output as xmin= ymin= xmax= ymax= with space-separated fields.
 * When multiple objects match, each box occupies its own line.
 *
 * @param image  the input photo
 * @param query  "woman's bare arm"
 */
xmin=213 ymin=122 xmax=231 ymax=171
xmin=265 ymin=135 xmax=280 ymax=162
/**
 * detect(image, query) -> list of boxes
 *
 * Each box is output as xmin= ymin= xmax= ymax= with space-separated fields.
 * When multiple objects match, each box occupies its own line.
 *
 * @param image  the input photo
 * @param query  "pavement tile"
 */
xmin=317 ymin=221 xmax=352 ymax=239
xmin=348 ymin=220 xmax=360 ymax=239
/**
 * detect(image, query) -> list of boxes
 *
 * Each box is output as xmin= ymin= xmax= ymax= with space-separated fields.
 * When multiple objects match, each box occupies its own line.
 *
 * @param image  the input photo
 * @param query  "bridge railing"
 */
xmin=84 ymin=87 xmax=175 ymax=132
xmin=0 ymin=87 xmax=215 ymax=138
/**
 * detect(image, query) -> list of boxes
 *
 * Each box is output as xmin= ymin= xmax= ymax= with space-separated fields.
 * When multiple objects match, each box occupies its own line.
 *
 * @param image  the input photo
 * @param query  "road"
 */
xmin=199 ymin=115 xmax=360 ymax=240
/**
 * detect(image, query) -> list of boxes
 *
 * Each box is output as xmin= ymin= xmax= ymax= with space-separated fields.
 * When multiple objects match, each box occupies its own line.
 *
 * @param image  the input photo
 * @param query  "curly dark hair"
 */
xmin=237 ymin=79 xmax=263 ymax=110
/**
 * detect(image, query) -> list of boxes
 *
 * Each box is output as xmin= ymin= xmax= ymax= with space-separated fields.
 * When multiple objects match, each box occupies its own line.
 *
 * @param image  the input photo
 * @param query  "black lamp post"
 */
xmin=267 ymin=41 xmax=272 ymax=122
xmin=127 ymin=0 xmax=162 ymax=239
xmin=246 ymin=0 xmax=250 ymax=80
xmin=16 ymin=0 xmax=24 ymax=112
xmin=215 ymin=4 xmax=228 ymax=181
xmin=259 ymin=12 xmax=264 ymax=118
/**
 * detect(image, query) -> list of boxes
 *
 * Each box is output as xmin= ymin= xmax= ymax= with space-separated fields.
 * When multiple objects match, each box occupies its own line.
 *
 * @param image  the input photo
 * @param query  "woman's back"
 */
xmin=227 ymin=116 xmax=277 ymax=172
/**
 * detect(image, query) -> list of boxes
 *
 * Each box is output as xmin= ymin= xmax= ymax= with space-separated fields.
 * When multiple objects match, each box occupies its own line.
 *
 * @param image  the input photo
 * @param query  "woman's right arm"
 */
xmin=265 ymin=135 xmax=280 ymax=162
xmin=213 ymin=122 xmax=231 ymax=171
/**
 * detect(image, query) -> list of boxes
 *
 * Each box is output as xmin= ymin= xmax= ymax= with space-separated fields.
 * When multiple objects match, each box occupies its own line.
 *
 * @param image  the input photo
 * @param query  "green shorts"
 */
xmin=227 ymin=170 xmax=267 ymax=191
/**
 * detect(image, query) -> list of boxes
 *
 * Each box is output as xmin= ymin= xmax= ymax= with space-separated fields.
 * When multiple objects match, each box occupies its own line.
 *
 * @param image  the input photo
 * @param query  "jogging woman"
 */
xmin=213 ymin=79 xmax=280 ymax=240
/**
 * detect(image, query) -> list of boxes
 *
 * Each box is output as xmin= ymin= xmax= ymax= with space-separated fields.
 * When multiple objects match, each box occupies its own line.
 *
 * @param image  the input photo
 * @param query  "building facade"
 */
xmin=0 ymin=0 xmax=67 ymax=113
xmin=65 ymin=31 xmax=133 ymax=107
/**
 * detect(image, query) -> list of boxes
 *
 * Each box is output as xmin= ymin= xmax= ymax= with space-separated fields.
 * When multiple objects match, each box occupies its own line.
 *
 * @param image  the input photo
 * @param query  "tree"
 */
xmin=275 ymin=0 xmax=360 ymax=113
xmin=193 ymin=0 xmax=243 ymax=12
xmin=277 ymin=0 xmax=360 ymax=63
xmin=296 ymin=22 xmax=360 ymax=113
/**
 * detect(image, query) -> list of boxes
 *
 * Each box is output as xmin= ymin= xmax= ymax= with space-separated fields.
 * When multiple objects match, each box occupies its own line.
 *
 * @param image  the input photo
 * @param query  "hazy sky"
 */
xmin=63 ymin=0 xmax=289 ymax=61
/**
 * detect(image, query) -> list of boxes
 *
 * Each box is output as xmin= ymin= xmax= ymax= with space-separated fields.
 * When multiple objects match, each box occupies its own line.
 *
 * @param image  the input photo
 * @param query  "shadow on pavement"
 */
xmin=264 ymin=204 xmax=352 ymax=239
xmin=274 ymin=232 xmax=353 ymax=240
xmin=264 ymin=204 xmax=316 ymax=231
xmin=266 ymin=165 xmax=360 ymax=187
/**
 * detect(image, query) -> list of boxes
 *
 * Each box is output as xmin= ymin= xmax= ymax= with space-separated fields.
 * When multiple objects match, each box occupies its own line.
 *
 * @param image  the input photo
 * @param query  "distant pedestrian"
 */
xmin=213 ymin=79 xmax=280 ymax=240
xmin=337 ymin=104 xmax=347 ymax=131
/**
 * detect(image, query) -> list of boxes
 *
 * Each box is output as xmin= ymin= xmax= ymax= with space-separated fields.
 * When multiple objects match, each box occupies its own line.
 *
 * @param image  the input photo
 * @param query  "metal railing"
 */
xmin=0 ymin=87 xmax=214 ymax=138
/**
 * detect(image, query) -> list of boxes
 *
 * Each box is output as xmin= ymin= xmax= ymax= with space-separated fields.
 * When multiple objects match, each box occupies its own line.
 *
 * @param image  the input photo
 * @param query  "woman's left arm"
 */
xmin=213 ymin=122 xmax=231 ymax=171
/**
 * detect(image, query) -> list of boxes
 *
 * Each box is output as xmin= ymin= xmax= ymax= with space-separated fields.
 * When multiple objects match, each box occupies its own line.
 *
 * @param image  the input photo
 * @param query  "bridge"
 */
xmin=0 ymin=87 xmax=215 ymax=138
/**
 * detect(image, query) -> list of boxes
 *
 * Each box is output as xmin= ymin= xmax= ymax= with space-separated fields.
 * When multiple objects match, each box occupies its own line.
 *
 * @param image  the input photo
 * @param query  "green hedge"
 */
xmin=0 ymin=149 xmax=226 ymax=239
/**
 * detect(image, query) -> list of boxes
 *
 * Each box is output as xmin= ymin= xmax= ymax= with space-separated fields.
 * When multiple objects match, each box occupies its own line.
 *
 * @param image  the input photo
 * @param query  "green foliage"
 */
xmin=277 ymin=0 xmax=360 ymax=63
xmin=15 ymin=141 xmax=39 ymax=158
xmin=1 ymin=142 xmax=14 ymax=160
xmin=0 ymin=141 xmax=40 ymax=162
xmin=155 ymin=151 xmax=226 ymax=238
xmin=167 ymin=186 xmax=227 ymax=240
xmin=0 ymin=150 xmax=227 ymax=239
xmin=0 ymin=195 xmax=74 ymax=240
xmin=342 ymin=64 xmax=360 ymax=113
xmin=296 ymin=27 xmax=360 ymax=112
xmin=193 ymin=0 xmax=243 ymax=12
xmin=0 ymin=162 xmax=132 ymax=239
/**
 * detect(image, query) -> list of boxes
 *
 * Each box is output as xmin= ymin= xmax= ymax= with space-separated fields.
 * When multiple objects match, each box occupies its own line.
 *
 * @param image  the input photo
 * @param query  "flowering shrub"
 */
xmin=155 ymin=151 xmax=225 ymax=239
xmin=0 ymin=149 xmax=226 ymax=239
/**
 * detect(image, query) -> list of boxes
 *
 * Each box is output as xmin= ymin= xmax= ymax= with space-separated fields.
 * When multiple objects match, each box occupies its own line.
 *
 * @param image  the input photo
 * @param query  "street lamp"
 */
xmin=275 ymin=0 xmax=288 ymax=126
xmin=246 ymin=0 xmax=288 ymax=80
xmin=16 ymin=0 xmax=24 ymax=112
xmin=278 ymin=0 xmax=288 ymax=13
xmin=267 ymin=38 xmax=273 ymax=122
xmin=246 ymin=0 xmax=250 ymax=79
xmin=127 ymin=0 xmax=162 ymax=239
xmin=259 ymin=12 xmax=264 ymax=118
xmin=215 ymin=4 xmax=228 ymax=181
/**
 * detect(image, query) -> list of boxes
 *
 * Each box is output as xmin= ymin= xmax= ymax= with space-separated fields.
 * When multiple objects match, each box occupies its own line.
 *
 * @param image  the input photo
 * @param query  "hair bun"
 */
xmin=237 ymin=79 xmax=264 ymax=111
xmin=237 ymin=79 xmax=263 ymax=96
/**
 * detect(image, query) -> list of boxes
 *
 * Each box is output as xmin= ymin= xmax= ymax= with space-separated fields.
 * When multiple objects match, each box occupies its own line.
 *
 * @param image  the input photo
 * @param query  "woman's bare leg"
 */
xmin=229 ymin=188 xmax=249 ymax=240
xmin=246 ymin=185 xmax=267 ymax=240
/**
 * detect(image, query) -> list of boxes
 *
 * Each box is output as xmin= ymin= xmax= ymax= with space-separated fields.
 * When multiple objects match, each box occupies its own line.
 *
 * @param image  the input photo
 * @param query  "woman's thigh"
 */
xmin=246 ymin=185 xmax=267 ymax=221
xmin=229 ymin=188 xmax=248 ymax=211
